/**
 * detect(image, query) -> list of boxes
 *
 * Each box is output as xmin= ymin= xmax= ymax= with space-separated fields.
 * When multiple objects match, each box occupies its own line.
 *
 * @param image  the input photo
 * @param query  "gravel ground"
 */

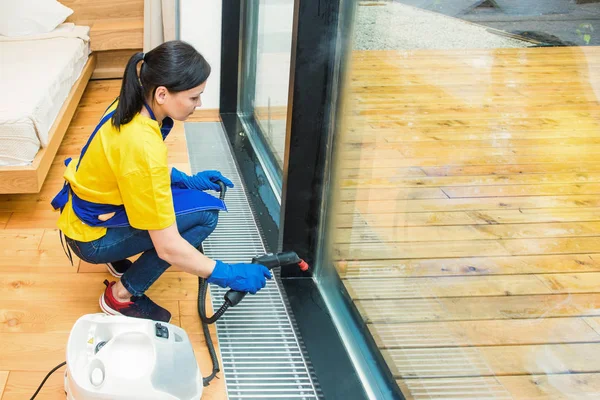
xmin=353 ymin=2 xmax=531 ymax=50
xmin=390 ymin=0 xmax=600 ymax=46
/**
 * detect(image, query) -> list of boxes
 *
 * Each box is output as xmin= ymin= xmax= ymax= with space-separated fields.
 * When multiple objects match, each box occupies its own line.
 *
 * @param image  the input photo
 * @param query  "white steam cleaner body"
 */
xmin=64 ymin=313 xmax=203 ymax=400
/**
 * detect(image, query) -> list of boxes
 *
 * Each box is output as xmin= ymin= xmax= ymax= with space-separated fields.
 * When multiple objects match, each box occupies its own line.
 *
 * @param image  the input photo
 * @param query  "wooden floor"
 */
xmin=332 ymin=46 xmax=600 ymax=399
xmin=0 ymin=80 xmax=226 ymax=399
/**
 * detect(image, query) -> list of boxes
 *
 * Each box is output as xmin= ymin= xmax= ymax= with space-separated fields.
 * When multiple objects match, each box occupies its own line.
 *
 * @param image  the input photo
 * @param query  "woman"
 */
xmin=52 ymin=41 xmax=271 ymax=323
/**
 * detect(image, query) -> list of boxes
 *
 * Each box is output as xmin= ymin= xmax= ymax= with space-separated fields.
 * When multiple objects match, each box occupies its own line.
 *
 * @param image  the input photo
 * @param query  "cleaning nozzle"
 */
xmin=251 ymin=251 xmax=309 ymax=271
xmin=224 ymin=251 xmax=310 ymax=308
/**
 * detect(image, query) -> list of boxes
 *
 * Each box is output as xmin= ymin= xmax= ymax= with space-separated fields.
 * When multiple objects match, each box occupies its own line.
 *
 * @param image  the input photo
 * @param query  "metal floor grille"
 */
xmin=185 ymin=122 xmax=320 ymax=400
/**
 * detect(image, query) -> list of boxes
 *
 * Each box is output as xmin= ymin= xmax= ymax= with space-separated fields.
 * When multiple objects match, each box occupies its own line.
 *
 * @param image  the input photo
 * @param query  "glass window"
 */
xmin=239 ymin=0 xmax=294 ymax=195
xmin=318 ymin=1 xmax=600 ymax=398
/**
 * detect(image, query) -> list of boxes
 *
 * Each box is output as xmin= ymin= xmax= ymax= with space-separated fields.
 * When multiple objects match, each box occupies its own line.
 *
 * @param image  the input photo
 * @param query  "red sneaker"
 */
xmin=99 ymin=280 xmax=171 ymax=323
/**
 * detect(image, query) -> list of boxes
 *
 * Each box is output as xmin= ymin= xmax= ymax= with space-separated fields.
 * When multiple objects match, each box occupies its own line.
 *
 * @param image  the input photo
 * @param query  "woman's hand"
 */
xmin=207 ymin=261 xmax=272 ymax=294
xmin=171 ymin=167 xmax=234 ymax=191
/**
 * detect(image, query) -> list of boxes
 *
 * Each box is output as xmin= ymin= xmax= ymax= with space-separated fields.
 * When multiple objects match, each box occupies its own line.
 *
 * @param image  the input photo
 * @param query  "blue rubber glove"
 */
xmin=171 ymin=167 xmax=234 ymax=192
xmin=207 ymin=260 xmax=272 ymax=294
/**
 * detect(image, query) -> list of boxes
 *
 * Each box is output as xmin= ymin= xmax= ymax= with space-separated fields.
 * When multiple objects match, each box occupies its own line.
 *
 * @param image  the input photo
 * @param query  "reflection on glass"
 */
xmin=254 ymin=0 xmax=292 ymax=168
xmin=322 ymin=1 xmax=600 ymax=398
xmin=239 ymin=0 xmax=293 ymax=181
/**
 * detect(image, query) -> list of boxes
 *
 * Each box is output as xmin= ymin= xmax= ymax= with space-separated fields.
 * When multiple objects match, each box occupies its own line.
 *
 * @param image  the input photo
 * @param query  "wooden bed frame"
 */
xmin=0 ymin=54 xmax=96 ymax=194
xmin=0 ymin=1 xmax=144 ymax=193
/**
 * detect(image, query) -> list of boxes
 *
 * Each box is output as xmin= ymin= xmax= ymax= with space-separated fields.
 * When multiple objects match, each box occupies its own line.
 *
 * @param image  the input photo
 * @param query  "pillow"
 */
xmin=0 ymin=0 xmax=73 ymax=37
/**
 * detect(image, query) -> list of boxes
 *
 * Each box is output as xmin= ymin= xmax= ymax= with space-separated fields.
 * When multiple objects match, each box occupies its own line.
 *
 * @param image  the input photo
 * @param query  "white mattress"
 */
xmin=0 ymin=24 xmax=90 ymax=166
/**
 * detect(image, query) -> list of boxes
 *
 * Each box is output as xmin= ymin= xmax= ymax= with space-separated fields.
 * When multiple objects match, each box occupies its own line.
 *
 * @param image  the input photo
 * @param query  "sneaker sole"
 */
xmin=99 ymin=293 xmax=123 ymax=316
xmin=105 ymin=262 xmax=123 ymax=278
xmin=99 ymin=293 xmax=171 ymax=323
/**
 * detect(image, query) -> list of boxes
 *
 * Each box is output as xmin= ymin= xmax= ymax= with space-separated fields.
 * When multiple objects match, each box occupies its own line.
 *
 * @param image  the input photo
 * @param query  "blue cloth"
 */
xmin=207 ymin=260 xmax=272 ymax=294
xmin=171 ymin=167 xmax=234 ymax=192
xmin=66 ymin=210 xmax=219 ymax=296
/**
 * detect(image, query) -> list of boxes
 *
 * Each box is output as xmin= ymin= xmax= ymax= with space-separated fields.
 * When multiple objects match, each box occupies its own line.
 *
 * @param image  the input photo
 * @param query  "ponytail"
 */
xmin=112 ymin=52 xmax=145 ymax=130
xmin=111 ymin=41 xmax=211 ymax=130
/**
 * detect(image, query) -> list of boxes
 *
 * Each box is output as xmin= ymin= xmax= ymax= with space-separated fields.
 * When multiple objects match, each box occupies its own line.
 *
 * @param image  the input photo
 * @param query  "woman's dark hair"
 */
xmin=111 ymin=40 xmax=211 ymax=129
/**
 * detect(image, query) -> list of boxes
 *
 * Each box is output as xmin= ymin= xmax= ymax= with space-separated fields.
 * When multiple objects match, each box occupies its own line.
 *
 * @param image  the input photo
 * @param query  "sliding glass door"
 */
xmin=229 ymin=0 xmax=600 ymax=399
xmin=318 ymin=1 xmax=600 ymax=399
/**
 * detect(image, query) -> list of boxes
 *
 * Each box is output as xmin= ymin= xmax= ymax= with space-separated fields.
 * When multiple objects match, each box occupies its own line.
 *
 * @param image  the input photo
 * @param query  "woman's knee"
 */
xmin=181 ymin=211 xmax=219 ymax=247
xmin=176 ymin=210 xmax=219 ymax=233
xmin=205 ymin=210 xmax=219 ymax=232
xmin=198 ymin=211 xmax=219 ymax=238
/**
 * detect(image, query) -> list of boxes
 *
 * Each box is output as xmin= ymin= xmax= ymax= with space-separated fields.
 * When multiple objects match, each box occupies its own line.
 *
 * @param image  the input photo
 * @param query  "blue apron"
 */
xmin=51 ymin=101 xmax=226 ymax=230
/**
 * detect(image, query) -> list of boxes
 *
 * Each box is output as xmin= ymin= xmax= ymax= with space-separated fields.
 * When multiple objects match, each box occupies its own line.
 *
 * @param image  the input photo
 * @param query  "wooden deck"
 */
xmin=332 ymin=46 xmax=600 ymax=398
xmin=0 ymin=80 xmax=226 ymax=399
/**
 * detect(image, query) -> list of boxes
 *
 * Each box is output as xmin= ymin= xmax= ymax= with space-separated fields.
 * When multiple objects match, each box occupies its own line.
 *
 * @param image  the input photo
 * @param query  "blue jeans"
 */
xmin=65 ymin=210 xmax=218 ymax=297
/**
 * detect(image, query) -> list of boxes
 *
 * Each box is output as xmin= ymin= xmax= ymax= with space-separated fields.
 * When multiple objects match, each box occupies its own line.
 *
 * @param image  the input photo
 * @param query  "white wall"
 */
xmin=179 ymin=0 xmax=222 ymax=110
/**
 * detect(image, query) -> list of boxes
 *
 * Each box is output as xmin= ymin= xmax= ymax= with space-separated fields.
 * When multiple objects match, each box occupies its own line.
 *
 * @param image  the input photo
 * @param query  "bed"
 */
xmin=0 ymin=23 xmax=96 ymax=193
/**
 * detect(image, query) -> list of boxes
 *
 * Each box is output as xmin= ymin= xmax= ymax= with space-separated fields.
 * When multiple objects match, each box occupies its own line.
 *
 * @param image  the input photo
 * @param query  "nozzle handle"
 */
xmin=223 ymin=252 xmax=309 ymax=307
xmin=251 ymin=251 xmax=308 ymax=270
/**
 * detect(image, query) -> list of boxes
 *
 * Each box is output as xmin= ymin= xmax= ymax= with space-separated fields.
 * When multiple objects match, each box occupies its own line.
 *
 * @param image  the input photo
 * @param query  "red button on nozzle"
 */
xmin=298 ymin=259 xmax=309 ymax=271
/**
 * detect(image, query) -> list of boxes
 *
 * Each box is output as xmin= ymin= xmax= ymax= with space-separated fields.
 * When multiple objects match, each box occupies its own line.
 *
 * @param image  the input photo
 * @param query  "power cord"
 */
xmin=30 ymin=361 xmax=66 ymax=400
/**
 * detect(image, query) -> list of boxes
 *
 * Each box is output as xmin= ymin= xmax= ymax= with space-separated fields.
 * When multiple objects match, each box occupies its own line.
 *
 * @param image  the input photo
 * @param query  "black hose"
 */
xmin=30 ymin=361 xmax=66 ymax=399
xmin=198 ymin=277 xmax=221 ymax=386
xmin=201 ymin=302 xmax=230 ymax=324
xmin=197 ymin=181 xmax=228 ymax=386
